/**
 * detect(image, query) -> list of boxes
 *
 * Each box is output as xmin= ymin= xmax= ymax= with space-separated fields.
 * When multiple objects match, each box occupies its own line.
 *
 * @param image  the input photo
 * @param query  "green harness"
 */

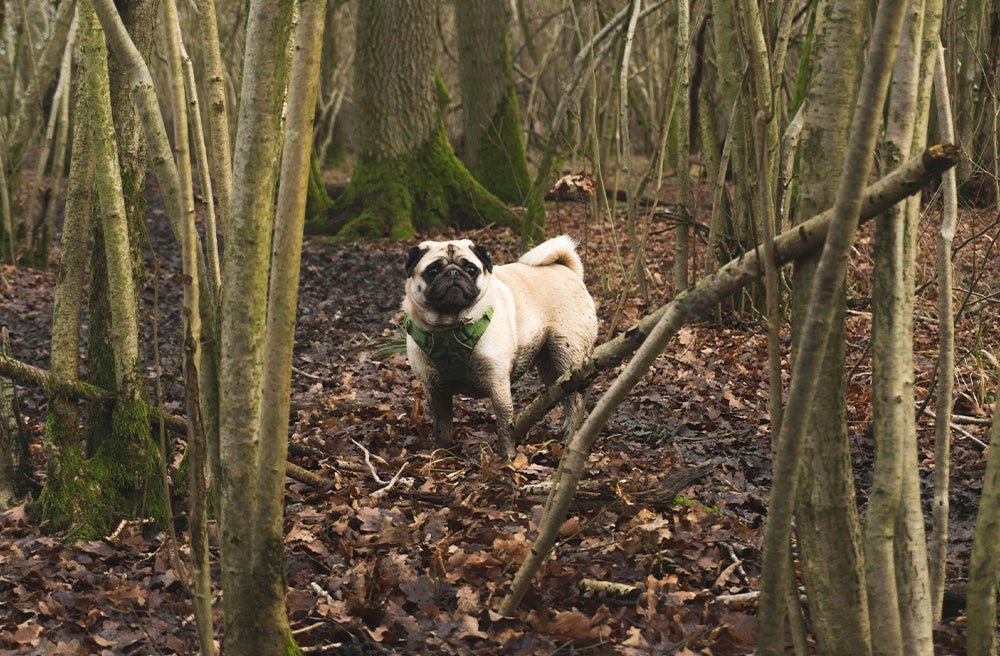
xmin=403 ymin=307 xmax=494 ymax=382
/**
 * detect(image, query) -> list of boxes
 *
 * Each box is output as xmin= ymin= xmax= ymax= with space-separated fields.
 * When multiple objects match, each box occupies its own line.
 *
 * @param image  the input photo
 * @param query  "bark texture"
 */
xmin=966 ymin=404 xmax=1000 ymax=654
xmin=219 ymin=0 xmax=300 ymax=653
xmin=790 ymin=0 xmax=871 ymax=652
xmin=755 ymin=0 xmax=909 ymax=649
xmin=40 ymin=2 xmax=165 ymax=538
xmin=322 ymin=0 xmax=518 ymax=239
xmin=455 ymin=0 xmax=534 ymax=208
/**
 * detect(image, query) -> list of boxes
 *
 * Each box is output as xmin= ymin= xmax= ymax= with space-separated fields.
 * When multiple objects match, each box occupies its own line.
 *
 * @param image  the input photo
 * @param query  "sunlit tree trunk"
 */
xmin=321 ymin=0 xmax=518 ymax=239
xmin=218 ymin=0 xmax=301 ymax=652
xmin=789 ymin=0 xmax=871 ymax=652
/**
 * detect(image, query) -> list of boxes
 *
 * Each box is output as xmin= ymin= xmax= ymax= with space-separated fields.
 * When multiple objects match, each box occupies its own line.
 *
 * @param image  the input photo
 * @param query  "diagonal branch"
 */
xmin=510 ymin=144 xmax=961 ymax=440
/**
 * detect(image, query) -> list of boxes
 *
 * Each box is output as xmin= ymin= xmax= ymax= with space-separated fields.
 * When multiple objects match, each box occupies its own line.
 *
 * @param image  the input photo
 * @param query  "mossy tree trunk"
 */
xmin=219 ymin=0 xmax=306 ymax=652
xmin=39 ymin=1 xmax=165 ymax=539
xmin=319 ymin=0 xmax=518 ymax=240
xmin=455 ymin=0 xmax=542 ymax=227
xmin=790 ymin=0 xmax=872 ymax=652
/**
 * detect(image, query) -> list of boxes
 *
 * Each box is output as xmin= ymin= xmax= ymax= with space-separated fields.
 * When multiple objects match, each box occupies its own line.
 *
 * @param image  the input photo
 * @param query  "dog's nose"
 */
xmin=448 ymin=269 xmax=459 ymax=279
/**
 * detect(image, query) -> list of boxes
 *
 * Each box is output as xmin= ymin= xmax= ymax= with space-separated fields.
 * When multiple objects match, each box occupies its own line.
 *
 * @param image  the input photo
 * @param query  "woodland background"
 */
xmin=0 ymin=0 xmax=998 ymax=654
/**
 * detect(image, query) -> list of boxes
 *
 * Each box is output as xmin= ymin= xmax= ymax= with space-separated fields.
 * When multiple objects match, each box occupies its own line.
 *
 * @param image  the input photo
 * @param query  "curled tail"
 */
xmin=518 ymin=235 xmax=585 ymax=277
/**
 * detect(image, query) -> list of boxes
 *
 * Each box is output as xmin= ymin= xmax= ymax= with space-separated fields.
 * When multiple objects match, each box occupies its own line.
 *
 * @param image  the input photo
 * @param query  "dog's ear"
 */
xmin=471 ymin=244 xmax=493 ymax=273
xmin=405 ymin=246 xmax=427 ymax=276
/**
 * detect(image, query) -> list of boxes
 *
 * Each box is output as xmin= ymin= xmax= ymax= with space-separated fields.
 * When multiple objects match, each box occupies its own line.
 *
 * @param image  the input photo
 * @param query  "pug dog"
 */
xmin=402 ymin=235 xmax=598 ymax=458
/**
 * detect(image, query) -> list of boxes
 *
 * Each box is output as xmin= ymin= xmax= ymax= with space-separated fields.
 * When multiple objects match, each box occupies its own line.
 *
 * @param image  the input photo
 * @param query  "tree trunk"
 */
xmin=253 ymin=1 xmax=327 ymax=653
xmin=966 ymin=394 xmax=1000 ymax=654
xmin=789 ymin=0 xmax=871 ymax=652
xmin=0 ymin=330 xmax=30 ymax=509
xmin=321 ymin=0 xmax=518 ymax=240
xmin=40 ymin=2 xmax=166 ymax=538
xmin=756 ymin=0 xmax=909 ymax=649
xmin=46 ymin=28 xmax=94 ymax=458
xmin=866 ymin=4 xmax=935 ymax=653
xmin=219 ymin=0 xmax=300 ymax=652
xmin=674 ymin=0 xmax=691 ymax=291
xmin=455 ymin=0 xmax=539 ymax=226
xmin=929 ymin=41 xmax=957 ymax=620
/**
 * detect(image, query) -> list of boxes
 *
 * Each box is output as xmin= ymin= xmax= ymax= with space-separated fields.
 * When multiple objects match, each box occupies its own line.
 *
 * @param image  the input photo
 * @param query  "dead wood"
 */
xmin=510 ymin=144 xmax=962 ymax=440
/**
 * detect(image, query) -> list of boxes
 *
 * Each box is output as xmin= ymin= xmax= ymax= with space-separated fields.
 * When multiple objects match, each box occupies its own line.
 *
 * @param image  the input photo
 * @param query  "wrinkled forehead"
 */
xmin=418 ymin=240 xmax=474 ymax=260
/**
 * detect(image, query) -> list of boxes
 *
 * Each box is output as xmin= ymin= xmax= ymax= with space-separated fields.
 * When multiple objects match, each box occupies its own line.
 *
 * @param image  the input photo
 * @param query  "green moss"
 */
xmin=672 ymin=495 xmax=721 ymax=515
xmin=322 ymin=126 xmax=519 ymax=240
xmin=305 ymin=151 xmax=334 ymax=224
xmin=38 ymin=381 xmax=167 ymax=539
xmin=434 ymin=72 xmax=451 ymax=113
xmin=473 ymin=86 xmax=533 ymax=203
xmin=285 ymin=633 xmax=304 ymax=656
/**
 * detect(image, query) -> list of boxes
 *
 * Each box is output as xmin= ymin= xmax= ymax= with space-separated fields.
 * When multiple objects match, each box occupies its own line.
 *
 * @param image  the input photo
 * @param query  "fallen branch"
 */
xmin=286 ymin=462 xmax=333 ymax=489
xmin=0 ymin=354 xmax=111 ymax=404
xmin=517 ymin=463 xmax=712 ymax=510
xmin=510 ymin=144 xmax=962 ymax=440
xmin=498 ymin=145 xmax=962 ymax=616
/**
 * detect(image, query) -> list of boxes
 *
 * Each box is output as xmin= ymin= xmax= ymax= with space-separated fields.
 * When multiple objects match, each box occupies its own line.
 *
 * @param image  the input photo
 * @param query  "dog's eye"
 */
xmin=463 ymin=263 xmax=479 ymax=276
xmin=425 ymin=263 xmax=443 ymax=276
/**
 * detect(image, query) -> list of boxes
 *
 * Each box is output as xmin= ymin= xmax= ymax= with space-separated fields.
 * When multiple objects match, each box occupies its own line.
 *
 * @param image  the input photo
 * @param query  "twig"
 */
xmin=351 ymin=438 xmax=390 ymax=484
xmin=350 ymin=438 xmax=411 ymax=497
xmin=292 ymin=365 xmax=323 ymax=380
xmin=924 ymin=408 xmax=989 ymax=449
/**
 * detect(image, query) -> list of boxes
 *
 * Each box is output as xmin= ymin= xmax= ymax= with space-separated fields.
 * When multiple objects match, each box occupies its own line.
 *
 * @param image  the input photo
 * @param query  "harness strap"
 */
xmin=403 ymin=308 xmax=494 ymax=379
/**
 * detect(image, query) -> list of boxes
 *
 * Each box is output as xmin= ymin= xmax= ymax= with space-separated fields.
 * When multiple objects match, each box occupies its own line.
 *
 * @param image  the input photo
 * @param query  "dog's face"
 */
xmin=404 ymin=240 xmax=493 ymax=316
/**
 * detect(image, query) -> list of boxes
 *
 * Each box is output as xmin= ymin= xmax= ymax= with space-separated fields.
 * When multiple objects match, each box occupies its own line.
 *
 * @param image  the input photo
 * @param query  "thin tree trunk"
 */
xmin=37 ymin=33 xmax=74 ymax=264
xmin=47 ymin=32 xmax=94 ymax=453
xmin=929 ymin=41 xmax=957 ymax=620
xmin=24 ymin=15 xmax=75 ymax=261
xmin=787 ymin=0 xmax=871 ymax=651
xmin=219 ymin=0 xmax=298 ymax=652
xmin=674 ymin=0 xmax=691 ymax=292
xmin=86 ymin=0 xmax=162 ymax=527
xmin=255 ymin=4 xmax=326 ymax=654
xmin=196 ymin=0 xmax=233 ymax=240
xmin=0 ymin=330 xmax=29 ymax=508
xmin=5 ymin=0 xmax=76 ymax=173
xmin=756 ymin=0 xmax=909 ymax=650
xmin=966 ymin=391 xmax=1000 ymax=654
xmin=734 ymin=2 xmax=810 ymax=651
xmin=162 ymin=3 xmax=213 ymax=653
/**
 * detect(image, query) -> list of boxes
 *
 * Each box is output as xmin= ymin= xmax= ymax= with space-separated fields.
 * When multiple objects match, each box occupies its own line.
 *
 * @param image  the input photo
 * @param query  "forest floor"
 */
xmin=0 ymin=177 xmax=996 ymax=654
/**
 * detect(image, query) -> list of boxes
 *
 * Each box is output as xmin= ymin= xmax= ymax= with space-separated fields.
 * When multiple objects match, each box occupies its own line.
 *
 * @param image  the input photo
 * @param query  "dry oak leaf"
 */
xmin=528 ymin=609 xmax=612 ymax=643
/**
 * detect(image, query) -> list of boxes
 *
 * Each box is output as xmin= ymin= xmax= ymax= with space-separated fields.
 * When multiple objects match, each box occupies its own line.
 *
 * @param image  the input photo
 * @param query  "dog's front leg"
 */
xmin=427 ymin=385 xmax=455 ymax=447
